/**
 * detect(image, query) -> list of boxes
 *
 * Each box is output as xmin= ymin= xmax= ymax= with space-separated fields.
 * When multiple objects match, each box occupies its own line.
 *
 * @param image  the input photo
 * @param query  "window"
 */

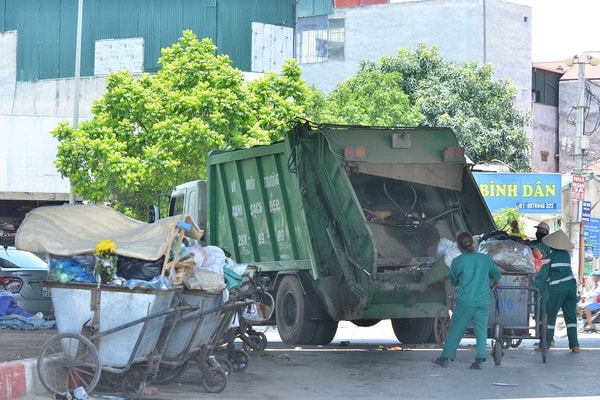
xmin=328 ymin=18 xmax=345 ymax=62
xmin=296 ymin=16 xmax=345 ymax=64
xmin=540 ymin=151 xmax=549 ymax=162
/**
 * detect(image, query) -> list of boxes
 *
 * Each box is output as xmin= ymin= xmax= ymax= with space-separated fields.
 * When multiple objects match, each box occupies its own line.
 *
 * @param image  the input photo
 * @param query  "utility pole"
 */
xmin=70 ymin=0 xmax=84 ymax=204
xmin=566 ymin=54 xmax=599 ymax=283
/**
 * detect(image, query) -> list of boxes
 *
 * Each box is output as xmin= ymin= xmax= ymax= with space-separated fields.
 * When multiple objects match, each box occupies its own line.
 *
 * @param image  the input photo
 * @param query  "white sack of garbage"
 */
xmin=477 ymin=238 xmax=535 ymax=273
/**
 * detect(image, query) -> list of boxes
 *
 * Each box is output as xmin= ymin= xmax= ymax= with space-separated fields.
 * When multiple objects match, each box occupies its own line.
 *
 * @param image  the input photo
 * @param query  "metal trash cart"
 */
xmin=36 ymin=281 xmax=176 ymax=399
xmin=152 ymin=290 xmax=252 ymax=393
xmin=433 ymin=272 xmax=548 ymax=365
xmin=225 ymin=266 xmax=273 ymax=357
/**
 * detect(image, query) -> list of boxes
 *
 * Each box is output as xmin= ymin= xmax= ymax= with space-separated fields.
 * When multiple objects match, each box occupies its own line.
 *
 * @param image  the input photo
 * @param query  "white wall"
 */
xmin=301 ymin=0 xmax=532 ymax=116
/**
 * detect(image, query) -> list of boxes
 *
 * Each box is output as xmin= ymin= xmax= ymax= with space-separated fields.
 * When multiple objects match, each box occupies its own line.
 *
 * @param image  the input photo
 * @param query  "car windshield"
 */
xmin=0 ymin=248 xmax=48 ymax=270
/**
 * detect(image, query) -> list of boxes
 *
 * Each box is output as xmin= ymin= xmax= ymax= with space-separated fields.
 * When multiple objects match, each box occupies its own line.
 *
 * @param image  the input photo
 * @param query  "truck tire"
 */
xmin=275 ymin=275 xmax=317 ymax=345
xmin=391 ymin=318 xmax=434 ymax=344
xmin=352 ymin=319 xmax=381 ymax=327
xmin=311 ymin=320 xmax=339 ymax=345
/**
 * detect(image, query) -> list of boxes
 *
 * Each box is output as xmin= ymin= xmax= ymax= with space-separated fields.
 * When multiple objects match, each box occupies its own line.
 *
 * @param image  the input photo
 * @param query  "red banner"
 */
xmin=572 ymin=174 xmax=585 ymax=201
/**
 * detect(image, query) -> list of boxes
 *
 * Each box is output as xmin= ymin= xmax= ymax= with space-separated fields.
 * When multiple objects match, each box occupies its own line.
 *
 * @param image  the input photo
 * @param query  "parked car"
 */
xmin=0 ymin=246 xmax=52 ymax=317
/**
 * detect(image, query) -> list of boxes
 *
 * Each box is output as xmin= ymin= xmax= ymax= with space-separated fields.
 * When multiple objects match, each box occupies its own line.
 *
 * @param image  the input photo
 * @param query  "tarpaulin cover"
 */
xmin=15 ymin=204 xmax=202 ymax=261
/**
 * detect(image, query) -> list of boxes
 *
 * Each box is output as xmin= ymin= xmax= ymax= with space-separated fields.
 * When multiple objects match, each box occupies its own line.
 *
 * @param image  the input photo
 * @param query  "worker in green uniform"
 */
xmin=533 ymin=229 xmax=580 ymax=353
xmin=532 ymin=221 xmax=551 ymax=253
xmin=531 ymin=222 xmax=552 ymax=346
xmin=433 ymin=232 xmax=502 ymax=370
xmin=531 ymin=222 xmax=551 ymax=266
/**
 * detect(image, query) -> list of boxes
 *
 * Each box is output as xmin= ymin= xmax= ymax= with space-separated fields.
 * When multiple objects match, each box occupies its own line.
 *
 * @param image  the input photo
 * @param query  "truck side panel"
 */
xmin=206 ymin=143 xmax=314 ymax=274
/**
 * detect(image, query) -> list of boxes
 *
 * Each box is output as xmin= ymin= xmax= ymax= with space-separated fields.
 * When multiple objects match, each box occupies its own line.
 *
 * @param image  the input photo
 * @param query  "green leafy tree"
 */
xmin=312 ymin=44 xmax=531 ymax=171
xmin=378 ymin=44 xmax=532 ymax=171
xmin=492 ymin=207 xmax=524 ymax=234
xmin=317 ymin=61 xmax=421 ymax=126
xmin=53 ymin=31 xmax=316 ymax=218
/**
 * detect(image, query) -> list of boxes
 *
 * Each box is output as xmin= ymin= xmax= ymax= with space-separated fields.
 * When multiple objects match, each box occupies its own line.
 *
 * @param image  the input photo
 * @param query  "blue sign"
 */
xmin=584 ymin=218 xmax=600 ymax=258
xmin=473 ymin=173 xmax=562 ymax=214
xmin=581 ymin=200 xmax=592 ymax=222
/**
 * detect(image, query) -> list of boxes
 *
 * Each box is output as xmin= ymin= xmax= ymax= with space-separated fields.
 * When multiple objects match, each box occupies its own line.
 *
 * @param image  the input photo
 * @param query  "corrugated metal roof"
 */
xmin=533 ymin=61 xmax=569 ymax=75
xmin=0 ymin=0 xmax=298 ymax=81
xmin=217 ymin=0 xmax=296 ymax=72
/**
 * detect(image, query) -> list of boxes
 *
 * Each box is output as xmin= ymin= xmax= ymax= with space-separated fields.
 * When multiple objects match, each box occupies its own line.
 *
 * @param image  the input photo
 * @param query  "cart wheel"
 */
xmin=510 ymin=339 xmax=523 ymax=348
xmin=216 ymin=357 xmax=233 ymax=376
xmin=153 ymin=362 xmax=189 ymax=385
xmin=433 ymin=307 xmax=452 ymax=347
xmin=541 ymin=313 xmax=548 ymax=363
xmin=500 ymin=338 xmax=522 ymax=349
xmin=247 ymin=330 xmax=268 ymax=350
xmin=201 ymin=366 xmax=228 ymax=393
xmin=493 ymin=340 xmax=503 ymax=366
xmin=37 ymin=333 xmax=101 ymax=396
xmin=122 ymin=368 xmax=147 ymax=400
xmin=253 ymin=330 xmax=268 ymax=346
xmin=230 ymin=349 xmax=250 ymax=372
xmin=242 ymin=334 xmax=266 ymax=355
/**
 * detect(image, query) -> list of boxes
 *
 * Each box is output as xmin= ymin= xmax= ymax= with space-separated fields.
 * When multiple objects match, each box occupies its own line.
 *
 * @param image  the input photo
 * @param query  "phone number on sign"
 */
xmin=516 ymin=202 xmax=556 ymax=210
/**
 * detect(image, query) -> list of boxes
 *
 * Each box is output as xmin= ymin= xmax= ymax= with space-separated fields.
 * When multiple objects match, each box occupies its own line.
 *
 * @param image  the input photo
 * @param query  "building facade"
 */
xmin=0 ymin=0 xmax=534 ymax=238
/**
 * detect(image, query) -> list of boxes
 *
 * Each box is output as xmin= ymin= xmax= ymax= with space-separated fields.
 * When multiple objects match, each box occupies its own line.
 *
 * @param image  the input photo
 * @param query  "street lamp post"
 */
xmin=69 ymin=0 xmax=84 ymax=204
xmin=565 ymin=54 xmax=600 ymax=283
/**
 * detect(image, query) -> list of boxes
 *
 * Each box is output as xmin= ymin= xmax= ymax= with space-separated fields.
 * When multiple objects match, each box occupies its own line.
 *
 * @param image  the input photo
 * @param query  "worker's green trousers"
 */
xmin=441 ymin=303 xmax=489 ymax=360
xmin=545 ymin=289 xmax=579 ymax=349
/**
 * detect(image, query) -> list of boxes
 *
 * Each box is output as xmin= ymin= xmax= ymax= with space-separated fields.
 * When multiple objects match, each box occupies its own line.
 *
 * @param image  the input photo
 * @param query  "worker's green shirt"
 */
xmin=450 ymin=252 xmax=502 ymax=307
xmin=533 ymin=248 xmax=575 ymax=295
xmin=533 ymin=241 xmax=551 ymax=257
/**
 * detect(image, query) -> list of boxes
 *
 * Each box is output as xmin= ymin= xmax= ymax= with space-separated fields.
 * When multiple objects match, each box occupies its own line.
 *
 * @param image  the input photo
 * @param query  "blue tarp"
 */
xmin=0 ymin=314 xmax=55 ymax=330
xmin=0 ymin=292 xmax=55 ymax=330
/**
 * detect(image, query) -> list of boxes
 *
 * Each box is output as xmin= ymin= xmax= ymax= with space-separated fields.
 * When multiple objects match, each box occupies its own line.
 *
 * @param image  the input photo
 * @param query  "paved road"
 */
xmin=10 ymin=322 xmax=600 ymax=400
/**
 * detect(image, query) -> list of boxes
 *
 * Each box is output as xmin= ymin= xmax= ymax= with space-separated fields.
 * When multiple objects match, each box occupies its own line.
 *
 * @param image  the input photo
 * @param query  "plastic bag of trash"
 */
xmin=117 ymin=256 xmax=163 ymax=280
xmin=478 ymin=238 xmax=535 ymax=273
xmin=437 ymin=238 xmax=461 ymax=267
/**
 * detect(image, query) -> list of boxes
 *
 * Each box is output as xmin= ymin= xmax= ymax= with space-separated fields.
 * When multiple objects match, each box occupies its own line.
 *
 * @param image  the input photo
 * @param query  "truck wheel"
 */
xmin=352 ymin=319 xmax=381 ymax=327
xmin=391 ymin=318 xmax=434 ymax=344
xmin=311 ymin=320 xmax=339 ymax=345
xmin=276 ymin=275 xmax=316 ymax=345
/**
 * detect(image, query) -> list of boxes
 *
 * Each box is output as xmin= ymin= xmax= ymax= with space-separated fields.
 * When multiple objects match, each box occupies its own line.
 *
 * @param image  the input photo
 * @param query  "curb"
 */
xmin=0 ymin=358 xmax=43 ymax=400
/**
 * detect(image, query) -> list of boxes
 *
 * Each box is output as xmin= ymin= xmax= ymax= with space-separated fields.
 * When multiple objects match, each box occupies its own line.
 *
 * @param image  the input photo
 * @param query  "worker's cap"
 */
xmin=541 ymin=229 xmax=574 ymax=250
xmin=534 ymin=221 xmax=550 ymax=231
xmin=592 ymin=271 xmax=600 ymax=277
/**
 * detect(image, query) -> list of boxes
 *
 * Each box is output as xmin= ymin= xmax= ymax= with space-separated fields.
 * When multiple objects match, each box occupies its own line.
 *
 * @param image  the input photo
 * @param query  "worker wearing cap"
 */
xmin=577 ymin=271 xmax=600 ymax=331
xmin=533 ymin=230 xmax=580 ymax=353
xmin=532 ymin=221 xmax=551 ymax=255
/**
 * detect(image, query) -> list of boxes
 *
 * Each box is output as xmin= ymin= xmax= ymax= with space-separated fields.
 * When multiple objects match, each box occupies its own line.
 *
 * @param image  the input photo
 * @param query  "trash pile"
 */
xmin=15 ymin=204 xmax=246 ymax=298
xmin=437 ymin=230 xmax=541 ymax=274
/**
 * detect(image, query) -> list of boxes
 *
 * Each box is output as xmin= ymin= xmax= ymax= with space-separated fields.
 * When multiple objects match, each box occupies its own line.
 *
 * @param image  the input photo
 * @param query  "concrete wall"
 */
xmin=531 ymin=102 xmax=558 ymax=173
xmin=301 ymin=0 xmax=532 ymax=115
xmin=0 ymin=29 xmax=102 ymax=198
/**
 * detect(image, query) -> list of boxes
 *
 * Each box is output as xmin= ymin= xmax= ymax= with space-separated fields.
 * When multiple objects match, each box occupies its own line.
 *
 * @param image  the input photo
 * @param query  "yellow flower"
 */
xmin=95 ymin=239 xmax=116 ymax=256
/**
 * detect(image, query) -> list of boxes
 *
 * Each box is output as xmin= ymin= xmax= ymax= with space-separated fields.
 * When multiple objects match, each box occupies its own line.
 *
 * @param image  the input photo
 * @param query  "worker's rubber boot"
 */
xmin=432 ymin=357 xmax=448 ymax=367
xmin=469 ymin=357 xmax=485 ymax=370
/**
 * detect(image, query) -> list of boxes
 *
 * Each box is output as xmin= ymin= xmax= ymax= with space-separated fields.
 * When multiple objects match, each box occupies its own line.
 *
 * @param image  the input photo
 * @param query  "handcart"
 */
xmin=37 ymin=281 xmax=176 ymax=399
xmin=433 ymin=272 xmax=548 ymax=365
xmin=152 ymin=290 xmax=252 ymax=393
xmin=225 ymin=266 xmax=274 ymax=357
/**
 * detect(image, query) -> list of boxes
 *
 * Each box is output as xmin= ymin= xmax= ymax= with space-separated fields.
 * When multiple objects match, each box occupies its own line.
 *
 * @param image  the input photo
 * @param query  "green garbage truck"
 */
xmin=166 ymin=120 xmax=496 ymax=345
